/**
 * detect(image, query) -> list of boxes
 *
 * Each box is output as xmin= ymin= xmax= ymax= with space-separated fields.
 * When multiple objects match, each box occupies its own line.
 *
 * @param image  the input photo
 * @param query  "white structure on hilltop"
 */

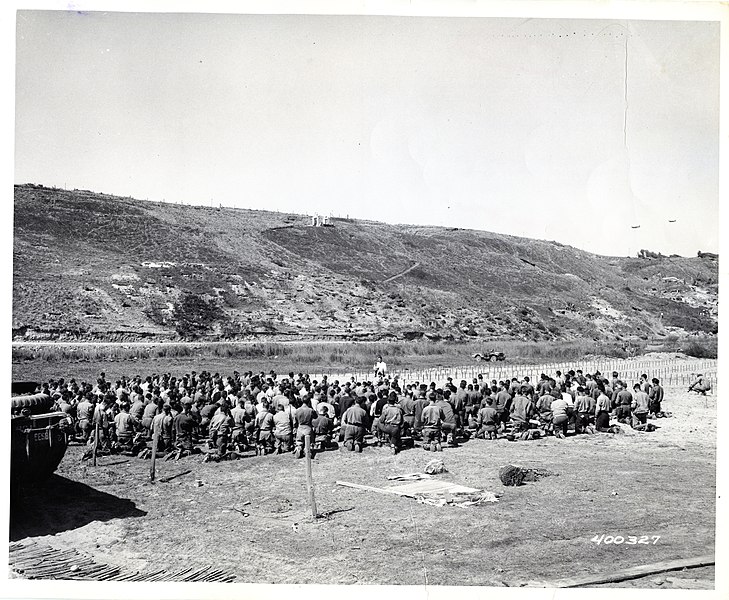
xmin=311 ymin=214 xmax=332 ymax=227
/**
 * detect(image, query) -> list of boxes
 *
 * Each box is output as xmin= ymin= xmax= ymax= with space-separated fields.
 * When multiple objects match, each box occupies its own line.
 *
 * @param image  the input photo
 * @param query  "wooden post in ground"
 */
xmin=150 ymin=431 xmax=158 ymax=482
xmin=304 ymin=436 xmax=318 ymax=518
xmin=93 ymin=422 xmax=99 ymax=466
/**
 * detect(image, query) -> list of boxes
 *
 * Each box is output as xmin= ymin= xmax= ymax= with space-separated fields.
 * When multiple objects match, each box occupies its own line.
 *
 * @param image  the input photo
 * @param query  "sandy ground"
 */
xmin=9 ymin=385 xmax=716 ymax=589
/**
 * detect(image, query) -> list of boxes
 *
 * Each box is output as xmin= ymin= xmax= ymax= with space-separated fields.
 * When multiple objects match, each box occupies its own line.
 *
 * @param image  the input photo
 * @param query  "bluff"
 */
xmin=12 ymin=184 xmax=718 ymax=342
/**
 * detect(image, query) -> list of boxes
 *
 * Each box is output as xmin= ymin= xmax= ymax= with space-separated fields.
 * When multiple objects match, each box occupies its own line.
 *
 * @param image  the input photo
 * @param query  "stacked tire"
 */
xmin=11 ymin=393 xmax=54 ymax=415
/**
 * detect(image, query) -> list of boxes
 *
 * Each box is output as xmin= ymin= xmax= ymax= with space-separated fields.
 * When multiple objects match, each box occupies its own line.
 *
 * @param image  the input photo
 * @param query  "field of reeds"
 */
xmin=12 ymin=338 xmax=642 ymax=367
xmin=11 ymin=336 xmax=717 ymax=385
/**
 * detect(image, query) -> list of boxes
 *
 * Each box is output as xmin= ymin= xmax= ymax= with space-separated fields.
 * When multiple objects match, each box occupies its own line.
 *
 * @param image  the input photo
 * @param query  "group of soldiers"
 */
xmin=35 ymin=360 xmax=682 ymax=461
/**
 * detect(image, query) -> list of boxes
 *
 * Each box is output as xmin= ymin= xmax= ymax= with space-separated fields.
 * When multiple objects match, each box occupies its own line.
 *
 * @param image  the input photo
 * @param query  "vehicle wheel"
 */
xmin=11 ymin=393 xmax=53 ymax=414
xmin=474 ymin=355 xmax=482 ymax=362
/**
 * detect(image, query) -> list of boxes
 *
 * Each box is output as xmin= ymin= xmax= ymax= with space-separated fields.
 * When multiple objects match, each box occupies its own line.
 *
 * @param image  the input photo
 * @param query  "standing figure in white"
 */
xmin=374 ymin=355 xmax=387 ymax=378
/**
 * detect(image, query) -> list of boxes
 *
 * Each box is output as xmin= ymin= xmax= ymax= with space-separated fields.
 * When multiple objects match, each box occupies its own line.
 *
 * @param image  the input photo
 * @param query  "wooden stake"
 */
xmin=150 ymin=431 xmax=158 ymax=482
xmin=93 ymin=422 xmax=99 ymax=466
xmin=304 ymin=436 xmax=317 ymax=518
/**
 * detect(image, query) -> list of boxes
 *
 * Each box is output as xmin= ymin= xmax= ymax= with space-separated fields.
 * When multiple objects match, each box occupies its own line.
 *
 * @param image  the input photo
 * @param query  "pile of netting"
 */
xmin=498 ymin=464 xmax=557 ymax=486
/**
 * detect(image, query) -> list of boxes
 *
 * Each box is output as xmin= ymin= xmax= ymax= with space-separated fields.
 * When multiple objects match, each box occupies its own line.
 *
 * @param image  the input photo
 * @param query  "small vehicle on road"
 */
xmin=472 ymin=350 xmax=506 ymax=362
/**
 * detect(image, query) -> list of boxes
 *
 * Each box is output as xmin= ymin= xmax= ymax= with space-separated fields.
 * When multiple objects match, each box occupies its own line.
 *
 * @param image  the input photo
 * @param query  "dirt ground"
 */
xmin=9 ymin=384 xmax=716 ymax=589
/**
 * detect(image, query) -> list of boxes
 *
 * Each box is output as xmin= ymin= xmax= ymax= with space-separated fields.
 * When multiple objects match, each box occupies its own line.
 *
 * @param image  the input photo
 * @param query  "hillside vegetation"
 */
xmin=12 ymin=184 xmax=718 ymax=343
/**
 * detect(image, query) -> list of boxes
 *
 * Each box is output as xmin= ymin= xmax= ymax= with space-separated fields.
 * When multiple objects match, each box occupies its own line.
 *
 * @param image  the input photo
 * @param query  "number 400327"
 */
xmin=592 ymin=534 xmax=661 ymax=545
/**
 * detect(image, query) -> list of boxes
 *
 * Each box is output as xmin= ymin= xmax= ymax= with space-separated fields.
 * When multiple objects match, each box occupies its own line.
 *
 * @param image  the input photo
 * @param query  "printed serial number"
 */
xmin=591 ymin=535 xmax=660 ymax=545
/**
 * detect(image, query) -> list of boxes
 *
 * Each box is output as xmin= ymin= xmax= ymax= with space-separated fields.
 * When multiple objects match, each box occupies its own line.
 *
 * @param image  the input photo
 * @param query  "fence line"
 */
xmin=309 ymin=358 xmax=718 ymax=390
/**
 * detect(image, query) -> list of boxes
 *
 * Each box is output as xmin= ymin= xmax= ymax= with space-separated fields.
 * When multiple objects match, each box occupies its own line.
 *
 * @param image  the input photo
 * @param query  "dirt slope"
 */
xmin=12 ymin=184 xmax=718 ymax=342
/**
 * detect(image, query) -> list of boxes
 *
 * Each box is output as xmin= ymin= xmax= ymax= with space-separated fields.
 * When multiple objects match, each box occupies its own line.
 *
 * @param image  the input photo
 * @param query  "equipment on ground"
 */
xmin=11 ymin=393 xmax=69 ymax=487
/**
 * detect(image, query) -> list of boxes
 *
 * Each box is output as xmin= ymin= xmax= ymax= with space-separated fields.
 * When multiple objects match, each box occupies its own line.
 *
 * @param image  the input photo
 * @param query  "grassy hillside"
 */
xmin=12 ymin=184 xmax=718 ymax=342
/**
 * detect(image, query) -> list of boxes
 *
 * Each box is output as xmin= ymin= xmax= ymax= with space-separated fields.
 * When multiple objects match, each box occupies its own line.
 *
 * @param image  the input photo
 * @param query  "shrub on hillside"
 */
xmin=683 ymin=340 xmax=717 ymax=359
xmin=662 ymin=309 xmax=716 ymax=334
xmin=220 ymin=320 xmax=247 ymax=338
xmin=144 ymin=299 xmax=169 ymax=326
xmin=173 ymin=293 xmax=224 ymax=339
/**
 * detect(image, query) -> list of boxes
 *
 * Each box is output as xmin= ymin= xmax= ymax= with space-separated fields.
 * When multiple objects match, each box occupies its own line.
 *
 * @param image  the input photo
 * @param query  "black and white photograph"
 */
xmin=4 ymin=1 xmax=726 ymax=598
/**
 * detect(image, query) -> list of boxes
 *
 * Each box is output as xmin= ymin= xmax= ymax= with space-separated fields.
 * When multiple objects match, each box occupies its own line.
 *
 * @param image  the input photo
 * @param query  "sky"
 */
xmin=13 ymin=9 xmax=720 ymax=257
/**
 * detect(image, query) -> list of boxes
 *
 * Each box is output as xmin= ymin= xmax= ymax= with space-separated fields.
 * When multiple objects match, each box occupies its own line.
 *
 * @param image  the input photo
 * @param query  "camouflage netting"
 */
xmin=499 ymin=465 xmax=528 ymax=486
xmin=522 ymin=467 xmax=556 ymax=481
xmin=499 ymin=465 xmax=557 ymax=486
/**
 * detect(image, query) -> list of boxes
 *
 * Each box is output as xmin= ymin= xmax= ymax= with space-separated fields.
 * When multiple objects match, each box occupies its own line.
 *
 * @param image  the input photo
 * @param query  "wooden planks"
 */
xmin=531 ymin=554 xmax=715 ymax=588
xmin=9 ymin=540 xmax=237 ymax=582
xmin=336 ymin=480 xmax=412 ymax=497
xmin=386 ymin=472 xmax=432 ymax=481
xmin=388 ymin=479 xmax=481 ymax=496
xmin=336 ymin=479 xmax=480 ymax=498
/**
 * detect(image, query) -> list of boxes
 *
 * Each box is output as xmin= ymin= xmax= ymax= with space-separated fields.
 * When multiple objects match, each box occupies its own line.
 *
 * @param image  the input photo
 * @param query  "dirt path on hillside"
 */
xmin=382 ymin=261 xmax=421 ymax=284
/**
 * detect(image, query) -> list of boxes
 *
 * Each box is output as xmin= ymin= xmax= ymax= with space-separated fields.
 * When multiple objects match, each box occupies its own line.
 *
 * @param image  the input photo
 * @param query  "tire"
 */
xmin=474 ymin=355 xmax=483 ymax=362
xmin=11 ymin=393 xmax=53 ymax=415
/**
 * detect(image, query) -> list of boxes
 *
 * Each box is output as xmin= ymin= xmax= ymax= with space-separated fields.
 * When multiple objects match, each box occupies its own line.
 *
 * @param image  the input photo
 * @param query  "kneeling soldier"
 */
xmin=420 ymin=393 xmax=445 ymax=452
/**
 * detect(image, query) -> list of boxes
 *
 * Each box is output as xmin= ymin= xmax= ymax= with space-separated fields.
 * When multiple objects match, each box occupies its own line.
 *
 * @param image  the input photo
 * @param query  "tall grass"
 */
xmin=12 ymin=339 xmax=648 ymax=370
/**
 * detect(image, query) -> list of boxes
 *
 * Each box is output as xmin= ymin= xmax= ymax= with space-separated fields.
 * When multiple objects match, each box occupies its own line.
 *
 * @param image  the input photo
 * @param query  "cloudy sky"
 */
xmin=14 ymin=9 xmax=720 ymax=257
